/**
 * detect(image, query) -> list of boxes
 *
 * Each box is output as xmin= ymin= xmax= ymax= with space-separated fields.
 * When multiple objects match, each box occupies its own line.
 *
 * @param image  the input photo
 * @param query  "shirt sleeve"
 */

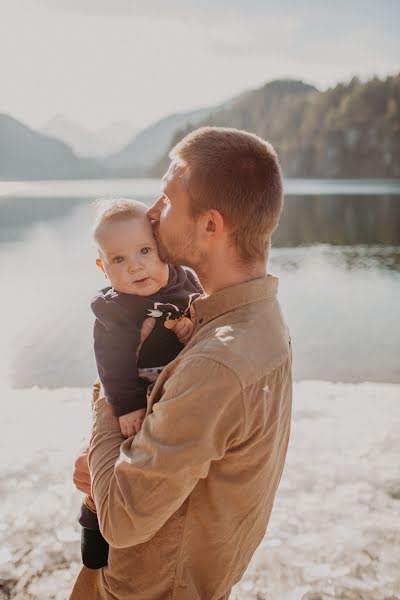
xmin=89 ymin=356 xmax=244 ymax=548
xmin=92 ymin=294 xmax=149 ymax=416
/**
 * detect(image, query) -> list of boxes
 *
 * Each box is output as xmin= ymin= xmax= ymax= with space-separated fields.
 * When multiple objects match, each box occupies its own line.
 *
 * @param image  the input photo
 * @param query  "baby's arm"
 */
xmin=92 ymin=294 xmax=149 ymax=430
xmin=118 ymin=316 xmax=193 ymax=436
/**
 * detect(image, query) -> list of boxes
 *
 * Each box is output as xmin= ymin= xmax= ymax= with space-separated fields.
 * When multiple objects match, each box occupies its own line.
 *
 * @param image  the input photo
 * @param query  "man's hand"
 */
xmin=73 ymin=447 xmax=91 ymax=495
xmin=119 ymin=408 xmax=146 ymax=438
xmin=172 ymin=316 xmax=194 ymax=345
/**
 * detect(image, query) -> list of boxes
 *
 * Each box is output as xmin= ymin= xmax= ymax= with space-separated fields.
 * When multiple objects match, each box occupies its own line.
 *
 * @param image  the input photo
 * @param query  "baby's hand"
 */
xmin=119 ymin=408 xmax=146 ymax=438
xmin=172 ymin=316 xmax=194 ymax=345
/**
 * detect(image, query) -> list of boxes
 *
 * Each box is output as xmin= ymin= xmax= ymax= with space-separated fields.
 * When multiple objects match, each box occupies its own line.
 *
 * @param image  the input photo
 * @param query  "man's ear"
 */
xmin=96 ymin=258 xmax=105 ymax=273
xmin=205 ymin=209 xmax=225 ymax=237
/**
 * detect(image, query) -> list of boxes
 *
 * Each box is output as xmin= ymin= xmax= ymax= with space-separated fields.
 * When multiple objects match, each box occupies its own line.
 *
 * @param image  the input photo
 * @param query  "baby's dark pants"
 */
xmin=78 ymin=497 xmax=109 ymax=569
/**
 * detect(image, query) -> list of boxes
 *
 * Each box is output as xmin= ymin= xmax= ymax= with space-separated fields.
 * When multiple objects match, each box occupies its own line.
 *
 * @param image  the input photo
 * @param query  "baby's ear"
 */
xmin=96 ymin=258 xmax=105 ymax=273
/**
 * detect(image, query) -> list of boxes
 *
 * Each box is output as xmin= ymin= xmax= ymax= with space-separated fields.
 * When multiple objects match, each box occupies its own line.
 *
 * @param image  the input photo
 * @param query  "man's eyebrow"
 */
xmin=160 ymin=179 xmax=172 ymax=201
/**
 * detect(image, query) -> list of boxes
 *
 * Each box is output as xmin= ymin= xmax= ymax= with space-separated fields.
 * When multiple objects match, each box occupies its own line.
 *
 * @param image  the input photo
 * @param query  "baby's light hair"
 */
xmin=93 ymin=198 xmax=148 ymax=243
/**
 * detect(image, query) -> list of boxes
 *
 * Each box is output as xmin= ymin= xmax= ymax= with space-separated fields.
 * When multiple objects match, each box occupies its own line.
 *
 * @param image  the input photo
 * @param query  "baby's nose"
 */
xmin=127 ymin=261 xmax=142 ymax=273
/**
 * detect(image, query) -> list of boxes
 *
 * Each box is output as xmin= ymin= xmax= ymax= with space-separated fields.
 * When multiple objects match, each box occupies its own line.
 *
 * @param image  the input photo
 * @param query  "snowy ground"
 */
xmin=1 ymin=382 xmax=399 ymax=600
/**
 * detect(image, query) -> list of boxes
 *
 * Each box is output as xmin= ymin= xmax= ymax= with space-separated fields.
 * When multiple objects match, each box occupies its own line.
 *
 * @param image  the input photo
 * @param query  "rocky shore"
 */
xmin=1 ymin=382 xmax=399 ymax=599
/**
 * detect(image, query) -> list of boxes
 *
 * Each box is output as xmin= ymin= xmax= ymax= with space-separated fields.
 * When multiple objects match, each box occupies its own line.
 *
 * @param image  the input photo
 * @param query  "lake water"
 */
xmin=1 ymin=178 xmax=399 ymax=388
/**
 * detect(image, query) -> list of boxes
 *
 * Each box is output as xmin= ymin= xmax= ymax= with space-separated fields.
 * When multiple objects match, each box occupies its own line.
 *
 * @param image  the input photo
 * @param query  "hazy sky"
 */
xmin=1 ymin=0 xmax=399 ymax=131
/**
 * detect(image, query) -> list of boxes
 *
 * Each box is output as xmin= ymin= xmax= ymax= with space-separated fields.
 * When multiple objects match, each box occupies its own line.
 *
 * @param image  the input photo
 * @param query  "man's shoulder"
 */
xmin=181 ymin=301 xmax=291 ymax=387
xmin=175 ymin=349 xmax=241 ymax=385
xmin=160 ymin=351 xmax=243 ymax=415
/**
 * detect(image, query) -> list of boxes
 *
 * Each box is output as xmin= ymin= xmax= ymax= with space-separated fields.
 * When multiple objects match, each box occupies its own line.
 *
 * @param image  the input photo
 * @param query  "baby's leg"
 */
xmin=76 ymin=381 xmax=109 ymax=568
xmin=78 ymin=497 xmax=109 ymax=569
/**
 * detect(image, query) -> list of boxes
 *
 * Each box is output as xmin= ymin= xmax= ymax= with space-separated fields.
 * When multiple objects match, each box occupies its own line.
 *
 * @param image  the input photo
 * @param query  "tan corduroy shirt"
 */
xmin=89 ymin=274 xmax=292 ymax=600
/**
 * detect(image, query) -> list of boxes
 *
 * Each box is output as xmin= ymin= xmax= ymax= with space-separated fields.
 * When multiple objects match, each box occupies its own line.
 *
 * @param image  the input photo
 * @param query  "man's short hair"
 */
xmin=170 ymin=127 xmax=283 ymax=262
xmin=93 ymin=198 xmax=146 ymax=242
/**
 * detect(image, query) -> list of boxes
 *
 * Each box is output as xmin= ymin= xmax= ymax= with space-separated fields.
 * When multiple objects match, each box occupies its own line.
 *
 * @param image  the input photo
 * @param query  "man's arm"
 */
xmin=89 ymin=356 xmax=244 ymax=548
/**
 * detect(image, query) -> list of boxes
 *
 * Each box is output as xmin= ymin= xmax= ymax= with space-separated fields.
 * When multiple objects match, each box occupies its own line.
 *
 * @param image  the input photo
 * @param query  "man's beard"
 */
xmin=154 ymin=224 xmax=204 ymax=271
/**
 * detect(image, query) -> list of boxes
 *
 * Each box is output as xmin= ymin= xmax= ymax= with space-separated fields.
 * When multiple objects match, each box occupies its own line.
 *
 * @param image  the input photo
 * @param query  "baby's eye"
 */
xmin=112 ymin=256 xmax=124 ymax=263
xmin=162 ymin=195 xmax=170 ymax=206
xmin=140 ymin=247 xmax=151 ymax=255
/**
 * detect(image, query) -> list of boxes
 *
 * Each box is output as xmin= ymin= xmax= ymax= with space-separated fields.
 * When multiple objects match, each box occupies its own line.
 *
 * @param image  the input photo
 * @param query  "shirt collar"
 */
xmin=190 ymin=274 xmax=279 ymax=328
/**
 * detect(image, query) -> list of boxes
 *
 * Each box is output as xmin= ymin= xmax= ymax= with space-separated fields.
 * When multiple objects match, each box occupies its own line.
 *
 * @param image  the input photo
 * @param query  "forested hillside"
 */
xmin=152 ymin=75 xmax=400 ymax=178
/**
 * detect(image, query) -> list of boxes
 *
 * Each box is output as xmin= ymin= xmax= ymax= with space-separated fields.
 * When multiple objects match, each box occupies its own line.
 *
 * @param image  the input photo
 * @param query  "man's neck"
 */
xmin=196 ymin=255 xmax=268 ymax=295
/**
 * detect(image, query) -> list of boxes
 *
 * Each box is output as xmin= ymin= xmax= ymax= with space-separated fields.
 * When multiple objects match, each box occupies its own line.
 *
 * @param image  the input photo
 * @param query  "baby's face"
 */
xmin=96 ymin=216 xmax=169 ymax=296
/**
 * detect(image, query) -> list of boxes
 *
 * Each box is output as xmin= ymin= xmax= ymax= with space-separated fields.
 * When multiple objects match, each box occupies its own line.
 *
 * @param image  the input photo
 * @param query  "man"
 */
xmin=72 ymin=126 xmax=292 ymax=599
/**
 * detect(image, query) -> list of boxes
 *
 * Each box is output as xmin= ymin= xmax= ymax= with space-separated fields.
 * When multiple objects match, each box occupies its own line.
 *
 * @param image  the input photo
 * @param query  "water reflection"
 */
xmin=2 ymin=192 xmax=399 ymax=247
xmin=274 ymin=195 xmax=400 ymax=246
xmin=0 ymin=187 xmax=154 ymax=243
xmin=0 ymin=196 xmax=86 ymax=243
xmin=272 ymin=244 xmax=400 ymax=273
xmin=0 ymin=186 xmax=399 ymax=387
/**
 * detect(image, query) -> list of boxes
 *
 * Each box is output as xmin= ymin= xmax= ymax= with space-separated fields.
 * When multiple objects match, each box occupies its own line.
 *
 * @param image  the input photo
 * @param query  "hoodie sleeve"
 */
xmin=183 ymin=267 xmax=204 ymax=296
xmin=92 ymin=293 xmax=149 ymax=416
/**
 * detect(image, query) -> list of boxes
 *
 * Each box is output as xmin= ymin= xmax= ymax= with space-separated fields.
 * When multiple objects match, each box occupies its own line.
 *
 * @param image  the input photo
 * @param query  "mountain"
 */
xmin=41 ymin=116 xmax=136 ymax=157
xmin=99 ymin=121 xmax=138 ymax=155
xmin=0 ymin=114 xmax=107 ymax=180
xmin=106 ymin=107 xmax=211 ymax=177
xmin=3 ymin=74 xmax=399 ymax=181
xmin=152 ymin=75 xmax=400 ymax=179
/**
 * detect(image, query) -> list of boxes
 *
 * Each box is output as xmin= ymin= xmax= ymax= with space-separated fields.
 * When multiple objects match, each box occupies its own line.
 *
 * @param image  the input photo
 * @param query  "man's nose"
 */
xmin=147 ymin=197 xmax=162 ymax=222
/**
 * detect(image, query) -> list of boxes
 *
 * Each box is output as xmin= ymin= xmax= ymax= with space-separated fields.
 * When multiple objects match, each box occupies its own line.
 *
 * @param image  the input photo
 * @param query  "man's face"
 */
xmin=147 ymin=162 xmax=205 ymax=269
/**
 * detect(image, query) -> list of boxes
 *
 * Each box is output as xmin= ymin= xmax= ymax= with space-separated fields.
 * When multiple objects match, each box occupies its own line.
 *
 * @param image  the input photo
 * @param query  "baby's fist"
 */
xmin=172 ymin=316 xmax=194 ymax=345
xmin=119 ymin=408 xmax=146 ymax=438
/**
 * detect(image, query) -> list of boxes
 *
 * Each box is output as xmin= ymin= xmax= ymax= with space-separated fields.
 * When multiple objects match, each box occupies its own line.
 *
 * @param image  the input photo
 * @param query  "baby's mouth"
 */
xmin=133 ymin=277 xmax=149 ymax=284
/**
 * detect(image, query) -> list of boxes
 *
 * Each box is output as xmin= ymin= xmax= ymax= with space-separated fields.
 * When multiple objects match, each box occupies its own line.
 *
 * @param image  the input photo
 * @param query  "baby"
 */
xmin=79 ymin=198 xmax=202 ymax=570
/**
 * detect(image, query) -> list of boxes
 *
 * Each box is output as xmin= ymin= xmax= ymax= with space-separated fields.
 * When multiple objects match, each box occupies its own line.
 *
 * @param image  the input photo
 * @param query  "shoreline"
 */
xmin=1 ymin=381 xmax=399 ymax=599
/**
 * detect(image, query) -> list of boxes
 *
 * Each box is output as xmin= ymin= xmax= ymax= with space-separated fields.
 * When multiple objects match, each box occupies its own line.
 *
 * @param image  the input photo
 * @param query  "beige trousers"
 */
xmin=69 ymin=566 xmax=99 ymax=600
xmin=69 ymin=566 xmax=231 ymax=599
